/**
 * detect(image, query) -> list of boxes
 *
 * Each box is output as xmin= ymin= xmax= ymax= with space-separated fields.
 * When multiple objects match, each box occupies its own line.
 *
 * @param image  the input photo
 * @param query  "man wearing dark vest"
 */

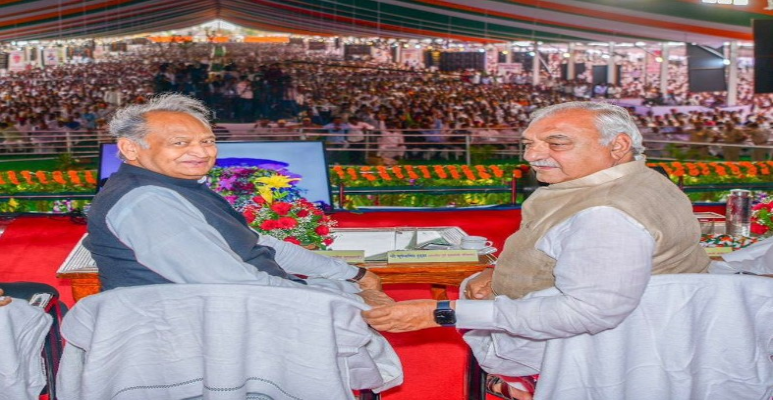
xmin=363 ymin=102 xmax=710 ymax=398
xmin=84 ymin=94 xmax=391 ymax=307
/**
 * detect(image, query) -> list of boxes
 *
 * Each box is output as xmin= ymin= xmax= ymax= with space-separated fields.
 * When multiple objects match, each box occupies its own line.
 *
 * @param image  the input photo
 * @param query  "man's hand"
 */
xmin=0 ymin=289 xmax=11 ymax=307
xmin=464 ymin=268 xmax=494 ymax=300
xmin=357 ymin=289 xmax=395 ymax=308
xmin=362 ymin=299 xmax=441 ymax=332
xmin=356 ymin=270 xmax=383 ymax=291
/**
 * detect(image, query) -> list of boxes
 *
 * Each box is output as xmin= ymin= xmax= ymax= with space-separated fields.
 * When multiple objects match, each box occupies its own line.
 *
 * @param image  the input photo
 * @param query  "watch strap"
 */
xmin=347 ymin=267 xmax=368 ymax=282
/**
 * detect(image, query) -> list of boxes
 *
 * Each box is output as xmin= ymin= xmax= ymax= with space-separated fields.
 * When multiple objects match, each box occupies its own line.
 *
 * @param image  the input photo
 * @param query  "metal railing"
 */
xmin=2 ymin=127 xmax=773 ymax=164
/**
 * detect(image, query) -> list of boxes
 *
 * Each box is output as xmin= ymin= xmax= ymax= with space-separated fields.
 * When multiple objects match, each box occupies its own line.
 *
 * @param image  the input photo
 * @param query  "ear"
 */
xmin=117 ymin=138 xmax=140 ymax=161
xmin=610 ymin=133 xmax=633 ymax=160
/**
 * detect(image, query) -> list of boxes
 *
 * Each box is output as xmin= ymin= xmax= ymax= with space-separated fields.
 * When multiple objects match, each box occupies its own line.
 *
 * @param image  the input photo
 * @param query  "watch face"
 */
xmin=434 ymin=309 xmax=456 ymax=326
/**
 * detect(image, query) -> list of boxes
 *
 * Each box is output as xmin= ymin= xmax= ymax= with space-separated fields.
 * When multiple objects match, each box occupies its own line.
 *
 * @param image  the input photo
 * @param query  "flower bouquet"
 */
xmin=243 ymin=197 xmax=337 ymax=249
xmin=209 ymin=164 xmax=336 ymax=249
xmin=751 ymin=194 xmax=773 ymax=237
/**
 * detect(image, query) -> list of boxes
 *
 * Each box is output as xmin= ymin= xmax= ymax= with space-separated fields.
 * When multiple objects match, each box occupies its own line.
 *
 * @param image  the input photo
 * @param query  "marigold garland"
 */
xmin=391 ymin=166 xmax=405 ymax=179
xmin=35 ymin=171 xmax=48 ymax=184
xmin=332 ymin=165 xmax=345 ymax=179
xmin=404 ymin=165 xmax=419 ymax=180
xmin=376 ymin=166 xmax=391 ymax=180
xmin=21 ymin=171 xmax=33 ymax=184
xmin=460 ymin=165 xmax=476 ymax=181
xmin=418 ymin=165 xmax=431 ymax=179
xmin=432 ymin=165 xmax=447 ymax=179
xmin=68 ymin=171 xmax=81 ymax=185
xmin=446 ymin=165 xmax=461 ymax=180
xmin=52 ymin=171 xmax=67 ymax=185
xmin=475 ymin=165 xmax=492 ymax=180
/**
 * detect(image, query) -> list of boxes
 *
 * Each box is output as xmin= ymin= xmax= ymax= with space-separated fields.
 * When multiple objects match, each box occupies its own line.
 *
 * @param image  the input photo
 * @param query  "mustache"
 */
xmin=530 ymin=161 xmax=560 ymax=168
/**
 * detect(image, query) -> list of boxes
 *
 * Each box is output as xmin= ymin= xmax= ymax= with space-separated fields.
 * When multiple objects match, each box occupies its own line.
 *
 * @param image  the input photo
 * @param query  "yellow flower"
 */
xmin=254 ymin=174 xmax=300 ymax=204
xmin=254 ymin=174 xmax=300 ymax=188
xmin=8 ymin=198 xmax=19 ymax=210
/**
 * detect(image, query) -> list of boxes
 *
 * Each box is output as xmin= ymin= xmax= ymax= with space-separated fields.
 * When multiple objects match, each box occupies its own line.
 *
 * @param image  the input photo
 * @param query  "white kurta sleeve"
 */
xmin=457 ymin=206 xmax=655 ymax=339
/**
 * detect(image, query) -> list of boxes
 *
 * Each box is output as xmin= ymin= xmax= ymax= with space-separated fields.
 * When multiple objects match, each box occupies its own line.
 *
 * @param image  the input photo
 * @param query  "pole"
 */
xmin=727 ymin=41 xmax=739 ymax=107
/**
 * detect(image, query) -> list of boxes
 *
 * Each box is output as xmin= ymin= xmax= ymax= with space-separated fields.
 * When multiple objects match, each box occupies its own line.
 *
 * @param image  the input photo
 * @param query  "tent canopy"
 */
xmin=1 ymin=0 xmax=771 ymax=44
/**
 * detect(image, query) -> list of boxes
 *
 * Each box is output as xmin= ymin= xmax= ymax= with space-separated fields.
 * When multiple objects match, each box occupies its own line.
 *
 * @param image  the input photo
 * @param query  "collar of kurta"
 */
xmin=543 ymin=158 xmax=647 ymax=191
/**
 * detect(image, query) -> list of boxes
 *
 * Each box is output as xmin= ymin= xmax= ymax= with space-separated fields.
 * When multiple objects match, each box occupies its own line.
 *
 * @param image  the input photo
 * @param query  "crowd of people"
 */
xmin=1 ymin=42 xmax=772 ymax=162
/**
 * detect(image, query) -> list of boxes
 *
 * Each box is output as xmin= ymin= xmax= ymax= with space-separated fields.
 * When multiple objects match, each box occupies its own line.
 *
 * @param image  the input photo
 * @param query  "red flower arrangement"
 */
xmin=751 ymin=195 xmax=773 ymax=237
xmin=242 ymin=197 xmax=337 ymax=249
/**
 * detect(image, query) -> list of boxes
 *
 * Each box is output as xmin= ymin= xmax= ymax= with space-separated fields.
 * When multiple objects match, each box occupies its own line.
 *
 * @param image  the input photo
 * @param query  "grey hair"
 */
xmin=529 ymin=101 xmax=645 ymax=155
xmin=108 ymin=93 xmax=212 ymax=148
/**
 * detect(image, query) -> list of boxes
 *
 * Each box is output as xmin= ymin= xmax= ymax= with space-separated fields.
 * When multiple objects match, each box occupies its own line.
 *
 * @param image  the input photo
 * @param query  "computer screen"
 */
xmin=97 ymin=141 xmax=333 ymax=207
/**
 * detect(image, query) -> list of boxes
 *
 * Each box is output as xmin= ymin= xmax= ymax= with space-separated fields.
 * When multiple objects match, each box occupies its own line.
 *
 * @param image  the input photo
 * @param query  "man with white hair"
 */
xmin=364 ymin=102 xmax=710 ymax=399
xmin=84 ymin=94 xmax=392 ymax=307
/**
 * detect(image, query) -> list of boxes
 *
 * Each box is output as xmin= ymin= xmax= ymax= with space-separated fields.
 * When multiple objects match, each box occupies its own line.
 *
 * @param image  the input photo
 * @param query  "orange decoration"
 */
xmin=475 ymin=165 xmax=492 ymax=180
xmin=391 ymin=166 xmax=405 ymax=179
xmin=433 ymin=165 xmax=448 ymax=179
xmin=404 ymin=165 xmax=420 ymax=180
xmin=68 ymin=171 xmax=82 ymax=185
xmin=35 ymin=171 xmax=48 ymax=184
xmin=447 ymin=165 xmax=461 ymax=180
xmin=460 ymin=165 xmax=476 ymax=180
xmin=21 ymin=171 xmax=33 ymax=184
xmin=85 ymin=171 xmax=97 ymax=184
xmin=513 ymin=170 xmax=523 ymax=179
xmin=376 ymin=166 xmax=391 ymax=180
xmin=418 ymin=166 xmax=431 ymax=179
xmin=490 ymin=165 xmax=504 ymax=178
xmin=7 ymin=171 xmax=19 ymax=185
xmin=52 ymin=171 xmax=67 ymax=185
xmin=346 ymin=167 xmax=359 ymax=180
xmin=332 ymin=165 xmax=345 ymax=179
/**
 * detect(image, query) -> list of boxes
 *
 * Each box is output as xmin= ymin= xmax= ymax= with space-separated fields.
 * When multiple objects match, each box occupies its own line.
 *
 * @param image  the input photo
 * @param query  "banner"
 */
xmin=497 ymin=63 xmax=523 ymax=76
xmin=43 ymin=48 xmax=59 ymax=66
xmin=8 ymin=50 xmax=25 ymax=71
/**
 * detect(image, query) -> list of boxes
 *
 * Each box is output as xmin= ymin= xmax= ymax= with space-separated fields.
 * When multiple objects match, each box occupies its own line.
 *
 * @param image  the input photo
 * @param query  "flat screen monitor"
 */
xmin=97 ymin=141 xmax=333 ymax=208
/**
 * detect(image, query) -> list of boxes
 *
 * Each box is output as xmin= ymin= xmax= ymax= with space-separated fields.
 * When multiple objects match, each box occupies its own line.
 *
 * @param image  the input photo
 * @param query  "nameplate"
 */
xmin=704 ymin=247 xmax=734 ymax=257
xmin=387 ymin=250 xmax=479 ymax=264
xmin=312 ymin=250 xmax=366 ymax=264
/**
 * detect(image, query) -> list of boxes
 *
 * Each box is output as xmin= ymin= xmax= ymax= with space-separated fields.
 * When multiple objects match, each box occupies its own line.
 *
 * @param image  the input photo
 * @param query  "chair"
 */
xmin=56 ymin=283 xmax=401 ymax=400
xmin=468 ymin=274 xmax=773 ymax=400
xmin=0 ymin=282 xmax=65 ymax=400
xmin=0 ymin=294 xmax=53 ymax=400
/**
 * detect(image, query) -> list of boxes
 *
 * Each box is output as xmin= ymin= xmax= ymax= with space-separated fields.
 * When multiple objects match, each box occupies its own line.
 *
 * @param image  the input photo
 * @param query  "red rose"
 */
xmin=243 ymin=209 xmax=257 ymax=224
xmin=312 ymin=209 xmax=324 ymax=215
xmin=323 ymin=237 xmax=334 ymax=246
xmin=271 ymin=202 xmax=293 ymax=216
xmin=278 ymin=217 xmax=298 ymax=229
xmin=315 ymin=225 xmax=330 ymax=235
xmin=284 ymin=236 xmax=301 ymax=245
xmin=252 ymin=196 xmax=266 ymax=205
xmin=296 ymin=209 xmax=310 ymax=217
xmin=260 ymin=220 xmax=280 ymax=230
xmin=751 ymin=222 xmax=768 ymax=235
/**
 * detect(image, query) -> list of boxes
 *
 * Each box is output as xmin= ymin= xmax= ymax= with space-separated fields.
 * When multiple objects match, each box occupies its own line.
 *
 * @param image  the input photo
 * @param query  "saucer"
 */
xmin=477 ymin=246 xmax=497 ymax=255
xmin=455 ymin=246 xmax=497 ymax=255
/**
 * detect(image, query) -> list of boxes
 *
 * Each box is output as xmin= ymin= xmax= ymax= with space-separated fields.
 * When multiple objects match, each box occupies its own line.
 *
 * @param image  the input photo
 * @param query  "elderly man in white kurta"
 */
xmin=363 ymin=102 xmax=710 ymax=399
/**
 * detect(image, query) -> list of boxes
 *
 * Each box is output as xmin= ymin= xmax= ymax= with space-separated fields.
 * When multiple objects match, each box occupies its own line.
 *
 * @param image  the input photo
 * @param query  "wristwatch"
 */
xmin=347 ymin=267 xmax=368 ymax=282
xmin=434 ymin=300 xmax=456 ymax=327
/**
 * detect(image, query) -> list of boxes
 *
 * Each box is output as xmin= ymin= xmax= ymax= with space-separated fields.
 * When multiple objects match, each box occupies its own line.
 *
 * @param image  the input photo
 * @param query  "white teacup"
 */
xmin=460 ymin=236 xmax=493 ymax=250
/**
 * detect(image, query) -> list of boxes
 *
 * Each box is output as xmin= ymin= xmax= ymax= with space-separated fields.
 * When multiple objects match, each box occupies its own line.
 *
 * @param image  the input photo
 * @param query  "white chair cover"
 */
xmin=0 ymin=300 xmax=52 ymax=400
xmin=57 ymin=283 xmax=402 ymax=400
xmin=467 ymin=274 xmax=773 ymax=400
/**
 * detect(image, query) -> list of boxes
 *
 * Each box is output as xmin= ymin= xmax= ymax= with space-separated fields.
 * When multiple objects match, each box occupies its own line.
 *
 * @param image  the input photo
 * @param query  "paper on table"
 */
xmin=327 ymin=229 xmax=446 ymax=261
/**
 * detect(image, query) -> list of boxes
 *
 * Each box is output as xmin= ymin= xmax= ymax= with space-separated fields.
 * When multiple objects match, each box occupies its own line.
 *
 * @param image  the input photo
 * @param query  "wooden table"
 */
xmin=57 ymin=227 xmax=496 ymax=302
